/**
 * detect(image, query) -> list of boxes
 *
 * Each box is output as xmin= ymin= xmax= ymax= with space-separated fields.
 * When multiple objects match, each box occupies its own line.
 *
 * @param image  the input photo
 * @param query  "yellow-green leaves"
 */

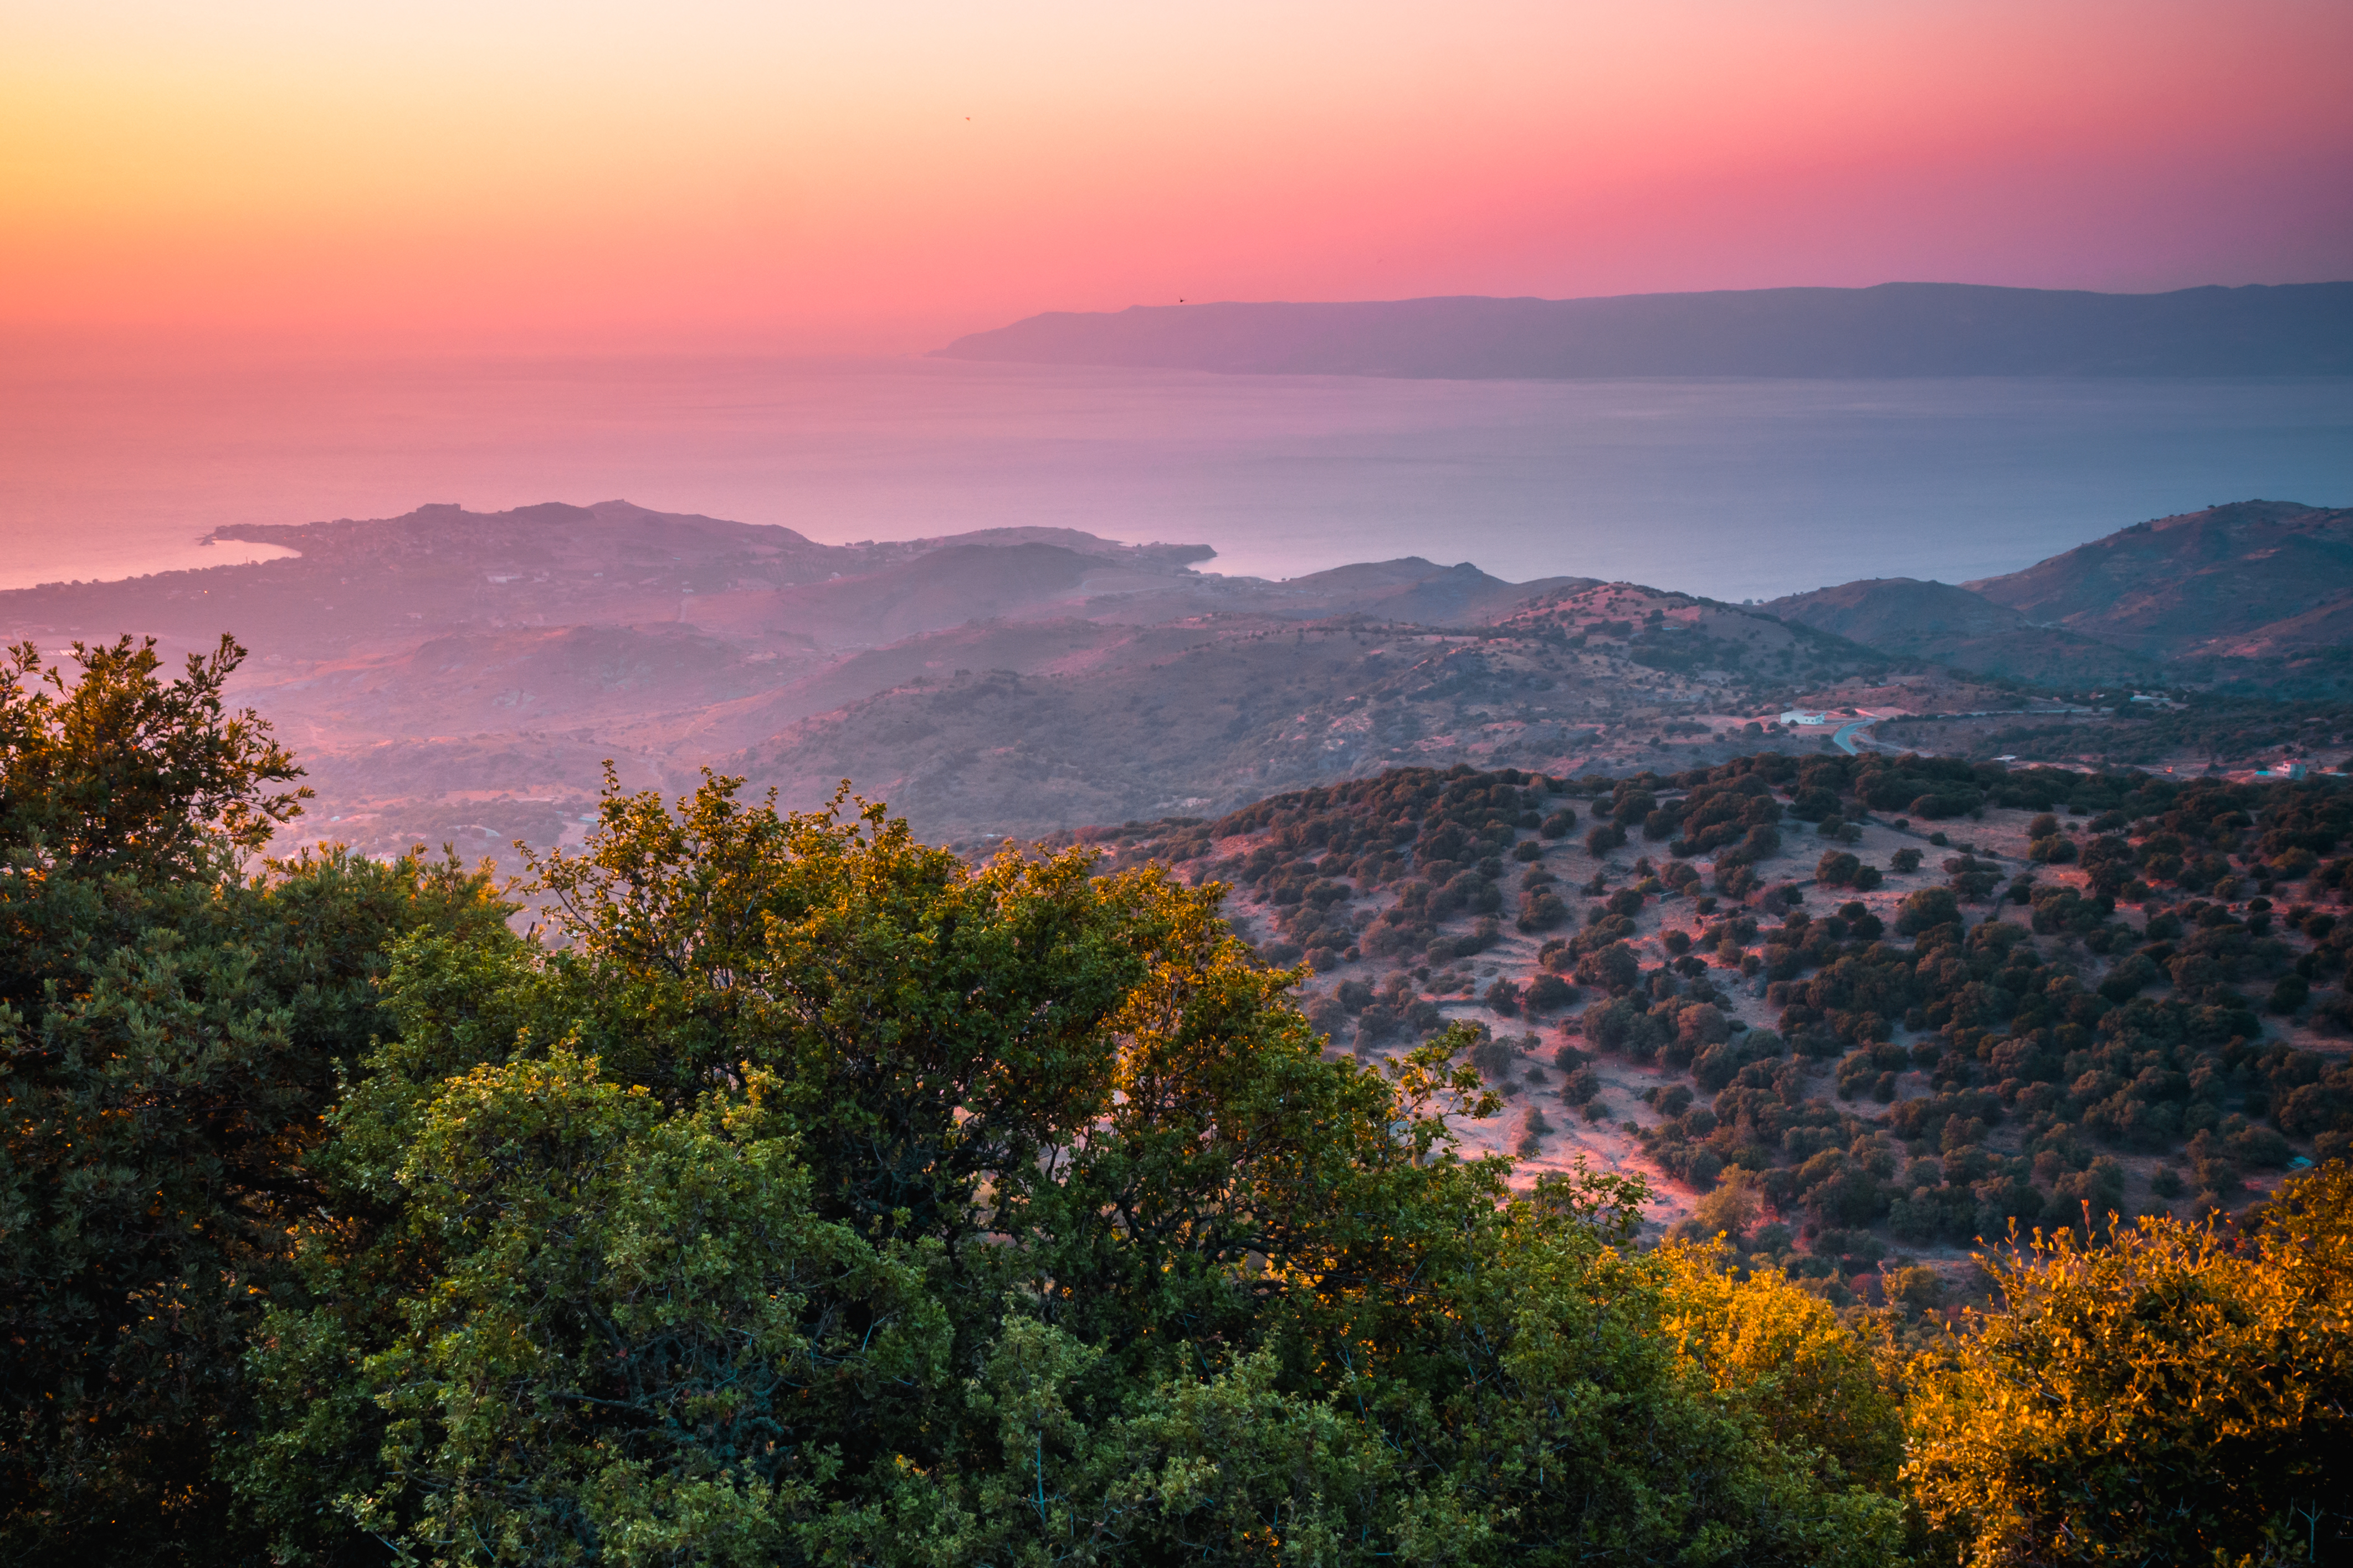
xmin=1904 ymin=1168 xmax=2353 ymax=1566
xmin=1655 ymin=1242 xmax=1906 ymax=1492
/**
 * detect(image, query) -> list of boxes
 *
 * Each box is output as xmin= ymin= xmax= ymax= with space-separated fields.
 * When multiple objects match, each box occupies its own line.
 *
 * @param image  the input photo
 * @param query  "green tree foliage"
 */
xmin=1 ymin=638 xmax=510 ymax=1566
xmin=232 ymin=772 xmax=1909 ymax=1566
xmin=19 ymin=707 xmax=2353 ymax=1567
xmin=1 ymin=636 xmax=307 ymax=876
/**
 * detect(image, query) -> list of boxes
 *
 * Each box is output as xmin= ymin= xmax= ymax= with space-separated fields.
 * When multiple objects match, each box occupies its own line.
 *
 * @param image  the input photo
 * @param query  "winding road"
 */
xmin=1831 ymin=718 xmax=1880 ymax=755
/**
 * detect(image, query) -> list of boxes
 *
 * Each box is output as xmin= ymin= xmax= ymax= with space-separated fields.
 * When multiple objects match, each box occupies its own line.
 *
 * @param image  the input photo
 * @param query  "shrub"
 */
xmin=1905 ymin=1168 xmax=2353 ymax=1565
xmin=1689 ymin=1170 xmax=1765 ymax=1242
xmin=1517 ymin=1104 xmax=1554 ymax=1155
xmin=1895 ymin=886 xmax=1962 ymax=935
xmin=2268 ymin=974 xmax=2310 ymax=1015
xmin=1675 ymin=1004 xmax=1731 ymax=1055
xmin=1883 ymin=1264 xmax=1945 ymax=1313
xmin=1516 ymin=887 xmax=1570 ymax=932
xmin=2098 ymin=952 xmax=2159 ymax=1003
xmin=1573 ymin=940 xmax=1642 ymax=994
xmin=1524 ymin=973 xmax=1578 ymax=1012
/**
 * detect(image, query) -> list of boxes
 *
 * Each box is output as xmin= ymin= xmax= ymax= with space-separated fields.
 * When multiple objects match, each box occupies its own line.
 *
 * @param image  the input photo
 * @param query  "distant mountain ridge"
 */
xmin=934 ymin=282 xmax=2353 ymax=379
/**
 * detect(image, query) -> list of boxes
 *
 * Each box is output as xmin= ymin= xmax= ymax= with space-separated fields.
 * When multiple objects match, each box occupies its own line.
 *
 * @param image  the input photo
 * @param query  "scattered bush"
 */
xmin=1524 ymin=973 xmax=1578 ymax=1012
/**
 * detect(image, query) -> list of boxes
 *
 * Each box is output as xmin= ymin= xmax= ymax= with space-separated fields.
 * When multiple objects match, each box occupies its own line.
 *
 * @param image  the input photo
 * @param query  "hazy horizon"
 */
xmin=6 ymin=346 xmax=2350 ymax=602
xmin=8 ymin=2 xmax=2351 ymax=351
xmin=12 ymin=2 xmax=2347 ymax=591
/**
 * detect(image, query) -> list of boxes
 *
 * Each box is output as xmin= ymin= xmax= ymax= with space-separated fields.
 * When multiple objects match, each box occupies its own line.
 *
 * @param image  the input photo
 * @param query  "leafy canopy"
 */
xmin=0 ymin=635 xmax=307 ymax=876
xmin=1 ymin=635 xmax=510 ymax=1567
xmin=1905 ymin=1167 xmax=2353 ymax=1567
xmin=233 ymin=772 xmax=1910 ymax=1567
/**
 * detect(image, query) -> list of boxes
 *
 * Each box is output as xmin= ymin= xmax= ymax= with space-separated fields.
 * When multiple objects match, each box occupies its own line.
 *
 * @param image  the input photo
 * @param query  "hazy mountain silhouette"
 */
xmin=935 ymin=282 xmax=2353 ymax=378
xmin=1966 ymin=500 xmax=2353 ymax=659
xmin=1760 ymin=579 xmax=2160 ymax=685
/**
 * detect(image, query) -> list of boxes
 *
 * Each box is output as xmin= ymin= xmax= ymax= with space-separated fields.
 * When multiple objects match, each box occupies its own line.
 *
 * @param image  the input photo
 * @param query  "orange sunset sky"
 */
xmin=5 ymin=0 xmax=2351 ymax=352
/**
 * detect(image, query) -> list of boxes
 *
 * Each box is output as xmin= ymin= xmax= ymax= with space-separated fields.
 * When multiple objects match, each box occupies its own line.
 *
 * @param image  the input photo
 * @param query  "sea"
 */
xmin=6 ymin=345 xmax=2351 ymax=600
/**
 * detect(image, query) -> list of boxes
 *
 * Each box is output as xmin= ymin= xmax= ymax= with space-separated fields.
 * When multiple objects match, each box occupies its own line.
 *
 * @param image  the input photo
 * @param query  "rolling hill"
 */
xmin=1767 ymin=501 xmax=2353 ymax=693
xmin=11 ymin=492 xmax=2353 ymax=868
xmin=1761 ymin=578 xmax=2160 ymax=685
xmin=0 ymin=502 xmax=1911 ymax=865
xmin=1965 ymin=500 xmax=2353 ymax=661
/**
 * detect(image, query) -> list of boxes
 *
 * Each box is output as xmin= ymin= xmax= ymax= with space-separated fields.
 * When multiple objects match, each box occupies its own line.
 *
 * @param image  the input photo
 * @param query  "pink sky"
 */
xmin=5 ymin=0 xmax=2350 ymax=352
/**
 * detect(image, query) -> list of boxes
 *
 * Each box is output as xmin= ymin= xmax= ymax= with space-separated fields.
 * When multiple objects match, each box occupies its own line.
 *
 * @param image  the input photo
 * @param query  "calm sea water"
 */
xmin=5 ymin=346 xmax=2349 ymax=599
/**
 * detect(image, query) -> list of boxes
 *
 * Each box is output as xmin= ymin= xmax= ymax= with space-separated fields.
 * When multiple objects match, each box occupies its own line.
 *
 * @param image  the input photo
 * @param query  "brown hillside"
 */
xmin=732 ymin=583 xmax=1914 ymax=841
xmin=1764 ymin=577 xmax=2158 ymax=684
xmin=1964 ymin=500 xmax=2353 ymax=660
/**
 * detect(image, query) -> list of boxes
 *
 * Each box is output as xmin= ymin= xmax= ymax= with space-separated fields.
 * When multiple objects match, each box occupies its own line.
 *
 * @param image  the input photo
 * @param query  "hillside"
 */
xmin=1761 ymin=577 xmax=2158 ymax=685
xmin=1055 ymin=757 xmax=2353 ymax=1274
xmin=0 ymin=502 xmax=1918 ymax=866
xmin=15 ymin=493 xmax=2353 ymax=868
xmin=934 ymin=282 xmax=2353 ymax=379
xmin=1965 ymin=500 xmax=2353 ymax=662
xmin=1765 ymin=501 xmax=2353 ymax=697
xmin=727 ymin=583 xmax=1935 ymax=839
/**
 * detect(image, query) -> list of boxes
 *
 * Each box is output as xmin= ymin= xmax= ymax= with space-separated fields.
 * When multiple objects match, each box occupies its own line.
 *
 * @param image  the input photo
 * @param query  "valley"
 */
xmin=3 ymin=496 xmax=2350 ymax=883
xmin=0 ymin=500 xmax=1941 ymax=867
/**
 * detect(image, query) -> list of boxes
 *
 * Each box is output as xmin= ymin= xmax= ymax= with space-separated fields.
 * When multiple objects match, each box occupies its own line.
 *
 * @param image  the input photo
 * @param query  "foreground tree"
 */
xmin=236 ymin=773 xmax=1909 ymax=1566
xmin=1904 ymin=1168 xmax=2353 ymax=1566
xmin=0 ymin=638 xmax=510 ymax=1566
xmin=0 ymin=636 xmax=306 ymax=878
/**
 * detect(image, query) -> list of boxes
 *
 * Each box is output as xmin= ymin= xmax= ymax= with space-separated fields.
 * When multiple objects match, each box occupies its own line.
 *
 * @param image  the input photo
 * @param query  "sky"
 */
xmin=4 ymin=0 xmax=2351 ymax=351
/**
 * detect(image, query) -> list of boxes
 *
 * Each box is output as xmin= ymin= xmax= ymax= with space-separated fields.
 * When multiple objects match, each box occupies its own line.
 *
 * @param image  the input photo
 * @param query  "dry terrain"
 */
xmin=1063 ymin=760 xmax=2352 ymax=1310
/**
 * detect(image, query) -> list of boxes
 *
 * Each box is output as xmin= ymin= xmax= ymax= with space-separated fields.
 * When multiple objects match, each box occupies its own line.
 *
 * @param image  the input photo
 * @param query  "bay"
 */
xmin=4 ymin=343 xmax=2349 ymax=599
